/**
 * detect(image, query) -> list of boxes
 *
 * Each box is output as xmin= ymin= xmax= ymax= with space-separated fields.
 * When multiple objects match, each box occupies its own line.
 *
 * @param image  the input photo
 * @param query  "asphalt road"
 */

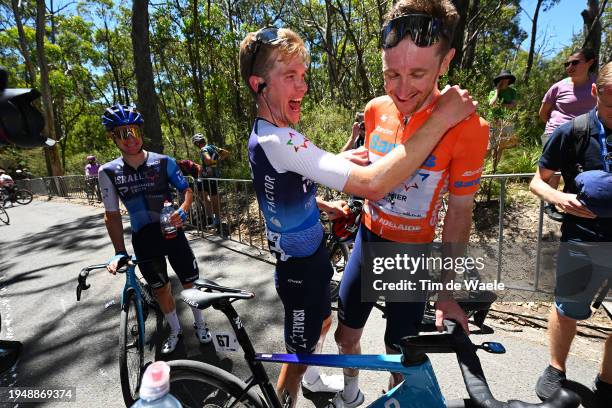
xmin=0 ymin=200 xmax=604 ymax=407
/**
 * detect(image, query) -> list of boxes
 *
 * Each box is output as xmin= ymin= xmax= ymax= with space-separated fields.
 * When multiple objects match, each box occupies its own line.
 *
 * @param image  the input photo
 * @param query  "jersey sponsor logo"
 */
xmin=375 ymin=216 xmax=422 ymax=231
xmin=370 ymin=134 xmax=397 ymax=154
xmin=462 ymin=167 xmax=483 ymax=177
xmin=263 ymin=174 xmax=277 ymax=214
xmin=287 ymin=132 xmax=309 ymax=152
xmin=380 ymin=114 xmax=389 ymax=122
xmin=422 ymin=154 xmax=437 ymax=168
xmin=374 ymin=125 xmax=394 ymax=135
xmin=454 ymin=177 xmax=481 ymax=188
xmin=289 ymin=309 xmax=307 ymax=349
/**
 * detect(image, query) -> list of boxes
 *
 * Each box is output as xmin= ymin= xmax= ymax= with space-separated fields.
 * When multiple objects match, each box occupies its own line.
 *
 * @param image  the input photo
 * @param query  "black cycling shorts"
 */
xmin=197 ymin=178 xmax=218 ymax=195
xmin=131 ymin=223 xmax=199 ymax=289
xmin=275 ymin=240 xmax=333 ymax=353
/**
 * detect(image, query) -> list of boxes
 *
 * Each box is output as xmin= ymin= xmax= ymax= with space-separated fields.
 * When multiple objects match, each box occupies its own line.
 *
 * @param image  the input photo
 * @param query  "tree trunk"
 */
xmin=461 ymin=0 xmax=480 ymax=69
xmin=36 ymin=0 xmax=64 ymax=176
xmin=523 ymin=0 xmax=544 ymax=84
xmin=449 ymin=0 xmax=469 ymax=74
xmin=11 ymin=0 xmax=37 ymax=86
xmin=582 ymin=0 xmax=603 ymax=64
xmin=131 ymin=0 xmax=163 ymax=153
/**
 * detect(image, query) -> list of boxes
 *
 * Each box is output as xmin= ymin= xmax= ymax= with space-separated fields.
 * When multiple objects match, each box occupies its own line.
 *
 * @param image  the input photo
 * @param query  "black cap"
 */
xmin=493 ymin=69 xmax=516 ymax=86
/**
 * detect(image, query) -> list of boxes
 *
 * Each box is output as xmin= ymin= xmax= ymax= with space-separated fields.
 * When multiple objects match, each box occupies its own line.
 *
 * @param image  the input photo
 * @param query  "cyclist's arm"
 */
xmin=104 ymin=211 xmax=127 ymax=254
xmin=201 ymin=149 xmax=216 ymax=166
xmin=218 ymin=148 xmax=230 ymax=160
xmin=316 ymin=197 xmax=348 ymax=220
xmin=167 ymin=157 xmax=193 ymax=214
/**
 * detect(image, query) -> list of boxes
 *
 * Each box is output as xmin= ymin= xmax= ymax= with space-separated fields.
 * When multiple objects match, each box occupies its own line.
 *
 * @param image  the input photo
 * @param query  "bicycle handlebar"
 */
xmin=401 ymin=321 xmax=580 ymax=408
xmin=75 ymin=259 xmax=149 ymax=301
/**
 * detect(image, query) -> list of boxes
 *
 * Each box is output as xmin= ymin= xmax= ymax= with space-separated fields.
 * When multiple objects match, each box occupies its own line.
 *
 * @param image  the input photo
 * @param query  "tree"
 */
xmin=450 ymin=0 xmax=468 ymax=73
xmin=581 ymin=0 xmax=605 ymax=64
xmin=36 ymin=0 xmax=63 ymax=176
xmin=132 ymin=0 xmax=163 ymax=153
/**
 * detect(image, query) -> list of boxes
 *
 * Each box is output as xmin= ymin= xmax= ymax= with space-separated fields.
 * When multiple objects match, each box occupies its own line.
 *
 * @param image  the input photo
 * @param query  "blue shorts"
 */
xmin=554 ymin=240 xmax=611 ymax=320
xmin=338 ymin=225 xmax=427 ymax=350
xmin=132 ymin=223 xmax=199 ymax=289
xmin=275 ymin=240 xmax=333 ymax=353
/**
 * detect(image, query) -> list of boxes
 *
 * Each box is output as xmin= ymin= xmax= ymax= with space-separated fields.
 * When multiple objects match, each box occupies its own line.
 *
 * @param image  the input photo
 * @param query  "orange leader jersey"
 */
xmin=362 ymin=95 xmax=489 ymax=243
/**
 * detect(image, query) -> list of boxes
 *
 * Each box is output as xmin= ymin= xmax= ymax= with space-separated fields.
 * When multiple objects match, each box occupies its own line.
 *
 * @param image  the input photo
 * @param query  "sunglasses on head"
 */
xmin=381 ymin=14 xmax=449 ymax=49
xmin=249 ymin=26 xmax=280 ymax=77
xmin=113 ymin=126 xmax=142 ymax=142
xmin=564 ymin=60 xmax=582 ymax=68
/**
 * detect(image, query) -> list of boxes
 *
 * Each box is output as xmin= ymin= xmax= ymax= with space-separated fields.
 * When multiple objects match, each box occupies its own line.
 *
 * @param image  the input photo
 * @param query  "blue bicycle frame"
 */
xmin=121 ymin=259 xmax=146 ymax=351
xmin=255 ymin=353 xmax=445 ymax=408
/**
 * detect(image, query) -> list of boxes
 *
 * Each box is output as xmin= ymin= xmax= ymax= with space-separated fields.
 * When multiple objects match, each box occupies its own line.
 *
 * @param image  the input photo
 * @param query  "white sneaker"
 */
xmin=326 ymin=390 xmax=365 ymax=408
xmin=161 ymin=330 xmax=182 ymax=354
xmin=194 ymin=322 xmax=212 ymax=344
xmin=302 ymin=374 xmax=344 ymax=394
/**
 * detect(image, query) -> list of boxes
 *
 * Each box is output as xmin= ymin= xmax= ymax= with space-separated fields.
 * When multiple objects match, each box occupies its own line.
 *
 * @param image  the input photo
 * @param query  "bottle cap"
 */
xmin=139 ymin=361 xmax=171 ymax=401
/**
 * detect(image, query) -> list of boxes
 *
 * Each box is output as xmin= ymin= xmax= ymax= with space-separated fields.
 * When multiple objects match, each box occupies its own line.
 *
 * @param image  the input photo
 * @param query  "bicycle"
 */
xmin=166 ymin=279 xmax=580 ymax=408
xmin=76 ymin=258 xmax=160 ymax=407
xmin=1 ymin=186 xmax=33 ymax=206
xmin=0 ymin=204 xmax=9 ymax=225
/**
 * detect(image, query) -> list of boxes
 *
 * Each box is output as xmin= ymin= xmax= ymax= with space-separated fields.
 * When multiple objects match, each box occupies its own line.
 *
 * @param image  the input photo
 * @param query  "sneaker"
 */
xmin=326 ymin=390 xmax=365 ymax=408
xmin=593 ymin=376 xmax=612 ymax=408
xmin=536 ymin=365 xmax=566 ymax=401
xmin=302 ymin=374 xmax=344 ymax=394
xmin=544 ymin=204 xmax=564 ymax=222
xmin=194 ymin=322 xmax=212 ymax=344
xmin=161 ymin=330 xmax=182 ymax=354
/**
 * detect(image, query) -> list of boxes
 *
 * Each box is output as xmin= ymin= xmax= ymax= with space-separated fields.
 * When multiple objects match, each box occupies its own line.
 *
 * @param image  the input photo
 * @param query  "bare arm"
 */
xmin=539 ymin=102 xmax=553 ymax=123
xmin=316 ymin=197 xmax=349 ymax=220
xmin=104 ymin=210 xmax=127 ymax=254
xmin=529 ymin=167 xmax=596 ymax=218
xmin=340 ymin=123 xmax=360 ymax=152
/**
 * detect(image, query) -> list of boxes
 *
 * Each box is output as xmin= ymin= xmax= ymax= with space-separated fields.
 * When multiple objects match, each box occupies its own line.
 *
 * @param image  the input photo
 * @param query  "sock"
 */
xmin=165 ymin=310 xmax=181 ymax=334
xmin=303 ymin=366 xmax=321 ymax=384
xmin=342 ymin=373 xmax=359 ymax=402
xmin=191 ymin=307 xmax=205 ymax=327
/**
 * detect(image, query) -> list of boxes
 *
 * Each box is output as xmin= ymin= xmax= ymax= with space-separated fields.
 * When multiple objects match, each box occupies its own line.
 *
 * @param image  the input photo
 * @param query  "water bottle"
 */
xmin=160 ymin=201 xmax=177 ymax=239
xmin=130 ymin=361 xmax=182 ymax=407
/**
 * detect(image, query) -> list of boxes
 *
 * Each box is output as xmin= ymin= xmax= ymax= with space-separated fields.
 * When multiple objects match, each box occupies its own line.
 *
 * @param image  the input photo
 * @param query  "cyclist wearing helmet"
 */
xmin=239 ymin=25 xmax=476 ymax=407
xmin=0 ymin=168 xmax=15 ymax=205
xmin=98 ymin=104 xmax=212 ymax=354
xmin=85 ymin=155 xmax=101 ymax=201
xmin=530 ymin=61 xmax=612 ymax=405
xmin=192 ymin=133 xmax=230 ymax=228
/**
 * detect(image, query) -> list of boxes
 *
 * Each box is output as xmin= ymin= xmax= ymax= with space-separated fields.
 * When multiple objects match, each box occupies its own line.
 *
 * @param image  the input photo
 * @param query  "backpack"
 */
xmin=560 ymin=113 xmax=591 ymax=194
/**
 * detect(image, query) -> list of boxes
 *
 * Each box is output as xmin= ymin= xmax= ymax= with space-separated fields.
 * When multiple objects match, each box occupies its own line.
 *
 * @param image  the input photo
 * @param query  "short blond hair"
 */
xmin=596 ymin=61 xmax=612 ymax=92
xmin=239 ymin=28 xmax=309 ymax=97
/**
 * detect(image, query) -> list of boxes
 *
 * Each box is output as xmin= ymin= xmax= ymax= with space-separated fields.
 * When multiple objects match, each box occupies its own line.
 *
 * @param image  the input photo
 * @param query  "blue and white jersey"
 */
xmin=248 ymin=118 xmax=352 ymax=260
xmin=98 ymin=152 xmax=189 ymax=233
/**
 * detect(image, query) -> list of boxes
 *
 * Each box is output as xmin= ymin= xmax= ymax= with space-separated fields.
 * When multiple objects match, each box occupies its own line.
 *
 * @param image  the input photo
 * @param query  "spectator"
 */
xmin=539 ymin=48 xmax=597 ymax=221
xmin=529 ymin=61 xmax=612 ymax=406
xmin=488 ymin=69 xmax=519 ymax=164
xmin=341 ymin=112 xmax=366 ymax=152
xmin=85 ymin=155 xmax=101 ymax=202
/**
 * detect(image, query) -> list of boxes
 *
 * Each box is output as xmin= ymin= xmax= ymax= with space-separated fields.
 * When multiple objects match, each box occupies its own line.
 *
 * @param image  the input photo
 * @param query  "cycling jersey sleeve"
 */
xmin=449 ymin=117 xmax=489 ymax=196
xmin=258 ymin=128 xmax=352 ymax=191
xmin=98 ymin=168 xmax=120 ymax=212
xmin=167 ymin=157 xmax=190 ymax=192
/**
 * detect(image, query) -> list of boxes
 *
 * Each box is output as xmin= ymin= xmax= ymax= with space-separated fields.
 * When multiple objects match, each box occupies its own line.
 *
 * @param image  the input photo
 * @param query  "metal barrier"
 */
xmin=17 ymin=173 xmax=610 ymax=300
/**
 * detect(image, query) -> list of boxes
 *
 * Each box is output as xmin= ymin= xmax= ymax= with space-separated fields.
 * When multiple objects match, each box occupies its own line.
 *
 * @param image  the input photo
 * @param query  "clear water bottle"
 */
xmin=160 ymin=201 xmax=177 ymax=239
xmin=130 ymin=361 xmax=182 ymax=407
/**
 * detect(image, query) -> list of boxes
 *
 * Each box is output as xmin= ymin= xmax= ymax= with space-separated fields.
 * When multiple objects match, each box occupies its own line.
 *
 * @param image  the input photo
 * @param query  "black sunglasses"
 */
xmin=564 ymin=60 xmax=583 ymax=68
xmin=381 ymin=14 xmax=449 ymax=49
xmin=249 ymin=27 xmax=280 ymax=77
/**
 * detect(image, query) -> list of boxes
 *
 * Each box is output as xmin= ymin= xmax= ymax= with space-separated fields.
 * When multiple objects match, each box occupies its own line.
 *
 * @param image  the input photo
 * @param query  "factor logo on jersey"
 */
xmin=287 ymin=132 xmax=309 ymax=152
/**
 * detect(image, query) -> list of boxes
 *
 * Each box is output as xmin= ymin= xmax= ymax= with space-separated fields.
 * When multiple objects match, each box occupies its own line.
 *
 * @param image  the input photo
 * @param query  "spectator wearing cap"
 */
xmin=488 ymin=69 xmax=518 ymax=164
xmin=539 ymin=48 xmax=597 ymax=222
xmin=529 ymin=61 xmax=612 ymax=405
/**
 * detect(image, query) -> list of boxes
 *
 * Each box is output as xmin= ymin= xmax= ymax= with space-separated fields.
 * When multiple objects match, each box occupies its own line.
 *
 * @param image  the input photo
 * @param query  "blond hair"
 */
xmin=596 ymin=61 xmax=612 ymax=92
xmin=384 ymin=0 xmax=458 ymax=52
xmin=239 ymin=28 xmax=309 ymax=97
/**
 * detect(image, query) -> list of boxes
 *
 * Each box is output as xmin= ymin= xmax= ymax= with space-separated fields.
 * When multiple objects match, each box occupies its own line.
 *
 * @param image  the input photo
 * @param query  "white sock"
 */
xmin=165 ymin=310 xmax=181 ymax=334
xmin=191 ymin=307 xmax=205 ymax=327
xmin=303 ymin=366 xmax=321 ymax=384
xmin=342 ymin=373 xmax=359 ymax=402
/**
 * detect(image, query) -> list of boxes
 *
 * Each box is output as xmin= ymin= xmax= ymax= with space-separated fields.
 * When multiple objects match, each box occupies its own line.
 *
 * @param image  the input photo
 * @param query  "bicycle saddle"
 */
xmin=193 ymin=278 xmax=248 ymax=293
xmin=181 ymin=288 xmax=254 ymax=310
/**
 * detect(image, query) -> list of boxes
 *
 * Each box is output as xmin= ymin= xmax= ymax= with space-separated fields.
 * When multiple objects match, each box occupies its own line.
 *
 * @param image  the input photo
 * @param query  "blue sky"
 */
xmin=519 ymin=0 xmax=587 ymax=56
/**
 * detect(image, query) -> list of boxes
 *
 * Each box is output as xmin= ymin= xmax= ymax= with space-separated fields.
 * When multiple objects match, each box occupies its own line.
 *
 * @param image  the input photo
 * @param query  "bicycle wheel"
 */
xmin=119 ymin=291 xmax=144 ymax=407
xmin=15 ymin=189 xmax=33 ymax=205
xmin=168 ymin=360 xmax=266 ymax=408
xmin=0 ymin=206 xmax=9 ymax=225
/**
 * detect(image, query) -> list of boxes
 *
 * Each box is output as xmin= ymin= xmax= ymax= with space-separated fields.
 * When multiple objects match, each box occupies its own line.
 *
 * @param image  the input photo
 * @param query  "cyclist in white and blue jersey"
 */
xmin=239 ymin=27 xmax=477 ymax=407
xmin=98 ymin=104 xmax=212 ymax=354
